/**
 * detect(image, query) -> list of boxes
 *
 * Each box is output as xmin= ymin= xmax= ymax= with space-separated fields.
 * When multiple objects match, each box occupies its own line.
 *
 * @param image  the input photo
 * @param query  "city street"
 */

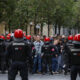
xmin=0 ymin=0 xmax=80 ymax=80
xmin=0 ymin=73 xmax=79 ymax=80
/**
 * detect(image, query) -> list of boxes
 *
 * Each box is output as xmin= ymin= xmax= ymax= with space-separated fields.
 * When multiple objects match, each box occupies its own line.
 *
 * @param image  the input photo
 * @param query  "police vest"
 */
xmin=43 ymin=45 xmax=50 ymax=55
xmin=0 ymin=42 xmax=5 ymax=54
xmin=70 ymin=48 xmax=80 ymax=65
xmin=67 ymin=43 xmax=74 ymax=48
xmin=11 ymin=42 xmax=28 ymax=62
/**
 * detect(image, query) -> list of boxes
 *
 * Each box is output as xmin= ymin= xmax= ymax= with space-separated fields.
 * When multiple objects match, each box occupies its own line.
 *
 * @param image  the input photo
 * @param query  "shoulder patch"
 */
xmin=71 ymin=49 xmax=80 ymax=52
xmin=12 ymin=43 xmax=25 ymax=46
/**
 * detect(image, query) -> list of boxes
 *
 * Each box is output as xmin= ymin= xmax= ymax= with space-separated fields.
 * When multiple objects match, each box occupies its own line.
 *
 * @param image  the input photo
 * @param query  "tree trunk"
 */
xmin=26 ymin=11 xmax=29 ymax=35
xmin=8 ymin=26 xmax=10 ymax=33
xmin=78 ymin=26 xmax=80 ymax=33
xmin=63 ymin=27 xmax=65 ymax=34
xmin=34 ymin=9 xmax=38 ymax=35
xmin=37 ymin=29 xmax=39 ymax=35
xmin=25 ymin=23 xmax=28 ymax=35
xmin=48 ymin=23 xmax=50 ymax=37
xmin=69 ymin=29 xmax=71 ymax=35
xmin=4 ymin=23 xmax=7 ymax=35
xmin=55 ymin=24 xmax=57 ymax=34
xmin=58 ymin=26 xmax=61 ymax=35
xmin=47 ymin=17 xmax=50 ymax=37
xmin=8 ymin=20 xmax=11 ymax=33
xmin=41 ymin=23 xmax=43 ymax=36
xmin=34 ymin=23 xmax=37 ymax=35
xmin=30 ymin=25 xmax=32 ymax=35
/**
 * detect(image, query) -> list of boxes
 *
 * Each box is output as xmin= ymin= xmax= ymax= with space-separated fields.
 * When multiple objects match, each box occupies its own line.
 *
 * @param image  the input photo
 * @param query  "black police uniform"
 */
xmin=65 ymin=41 xmax=80 ymax=80
xmin=7 ymin=38 xmax=32 ymax=80
xmin=42 ymin=42 xmax=52 ymax=74
xmin=0 ymin=39 xmax=6 ymax=73
xmin=63 ymin=40 xmax=74 ymax=75
xmin=5 ymin=39 xmax=12 ymax=70
xmin=25 ymin=39 xmax=35 ymax=73
xmin=70 ymin=43 xmax=80 ymax=80
xmin=66 ymin=40 xmax=74 ymax=48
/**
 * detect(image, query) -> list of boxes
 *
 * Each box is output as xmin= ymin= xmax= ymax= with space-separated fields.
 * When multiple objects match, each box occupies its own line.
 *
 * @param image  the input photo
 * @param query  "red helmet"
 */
xmin=68 ymin=35 xmax=73 ymax=41
xmin=6 ymin=35 xmax=11 ymax=40
xmin=44 ymin=37 xmax=50 ymax=42
xmin=0 ymin=36 xmax=5 ymax=40
xmin=14 ymin=29 xmax=23 ymax=38
xmin=26 ymin=35 xmax=31 ymax=40
xmin=74 ymin=34 xmax=80 ymax=41
xmin=7 ymin=33 xmax=11 ymax=37
xmin=7 ymin=33 xmax=11 ymax=40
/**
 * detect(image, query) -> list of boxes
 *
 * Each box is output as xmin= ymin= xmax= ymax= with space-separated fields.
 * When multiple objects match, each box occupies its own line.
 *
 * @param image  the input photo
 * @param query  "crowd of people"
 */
xmin=0 ymin=31 xmax=71 ymax=75
xmin=0 ymin=29 xmax=80 ymax=80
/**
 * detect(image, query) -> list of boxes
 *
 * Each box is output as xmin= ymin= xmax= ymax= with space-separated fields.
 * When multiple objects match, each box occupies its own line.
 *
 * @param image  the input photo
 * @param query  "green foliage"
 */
xmin=0 ymin=0 xmax=80 ymax=30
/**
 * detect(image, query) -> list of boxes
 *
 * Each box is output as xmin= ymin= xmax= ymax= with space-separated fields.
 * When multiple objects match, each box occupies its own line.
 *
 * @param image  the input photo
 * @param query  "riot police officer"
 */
xmin=0 ymin=35 xmax=6 ymax=73
xmin=5 ymin=34 xmax=13 ymax=49
xmin=42 ymin=37 xmax=52 ymax=74
xmin=5 ymin=34 xmax=12 ymax=70
xmin=65 ymin=34 xmax=80 ymax=80
xmin=67 ymin=35 xmax=74 ymax=48
xmin=63 ymin=35 xmax=74 ymax=75
xmin=26 ymin=35 xmax=34 ymax=50
xmin=26 ymin=35 xmax=35 ymax=73
xmin=7 ymin=29 xmax=32 ymax=80
xmin=71 ymin=34 xmax=80 ymax=80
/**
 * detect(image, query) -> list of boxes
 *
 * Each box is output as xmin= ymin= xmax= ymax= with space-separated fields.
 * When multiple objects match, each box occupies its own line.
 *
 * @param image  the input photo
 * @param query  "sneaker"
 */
xmin=55 ymin=71 xmax=59 ymax=74
xmin=37 ymin=72 xmax=42 ymax=74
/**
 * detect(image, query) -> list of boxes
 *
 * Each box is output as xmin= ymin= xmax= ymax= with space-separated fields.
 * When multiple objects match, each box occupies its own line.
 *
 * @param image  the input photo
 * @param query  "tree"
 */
xmin=0 ymin=0 xmax=80 ymax=35
xmin=53 ymin=0 xmax=74 ymax=35
xmin=0 ymin=0 xmax=17 ymax=32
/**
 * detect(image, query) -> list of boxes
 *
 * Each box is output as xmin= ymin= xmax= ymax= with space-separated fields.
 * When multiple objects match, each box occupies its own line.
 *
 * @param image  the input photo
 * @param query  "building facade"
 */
xmin=0 ymin=23 xmax=79 ymax=36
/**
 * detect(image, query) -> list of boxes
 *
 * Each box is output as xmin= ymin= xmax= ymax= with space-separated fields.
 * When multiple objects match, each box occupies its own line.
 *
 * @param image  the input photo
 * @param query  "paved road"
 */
xmin=0 ymin=73 xmax=79 ymax=80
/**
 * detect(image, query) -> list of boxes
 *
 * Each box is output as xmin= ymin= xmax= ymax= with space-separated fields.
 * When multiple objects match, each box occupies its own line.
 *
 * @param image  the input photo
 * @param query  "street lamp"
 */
xmin=36 ymin=24 xmax=40 ymax=35
xmin=30 ymin=22 xmax=33 ymax=35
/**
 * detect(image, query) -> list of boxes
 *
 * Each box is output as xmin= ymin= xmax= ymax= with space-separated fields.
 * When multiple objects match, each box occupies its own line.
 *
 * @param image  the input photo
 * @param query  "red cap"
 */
xmin=14 ymin=29 xmax=23 ymax=38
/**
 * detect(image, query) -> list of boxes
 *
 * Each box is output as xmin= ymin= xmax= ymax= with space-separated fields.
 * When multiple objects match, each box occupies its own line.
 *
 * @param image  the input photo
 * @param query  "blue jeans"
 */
xmin=33 ymin=54 xmax=42 ymax=73
xmin=57 ymin=55 xmax=63 ymax=71
xmin=52 ymin=58 xmax=58 ymax=72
